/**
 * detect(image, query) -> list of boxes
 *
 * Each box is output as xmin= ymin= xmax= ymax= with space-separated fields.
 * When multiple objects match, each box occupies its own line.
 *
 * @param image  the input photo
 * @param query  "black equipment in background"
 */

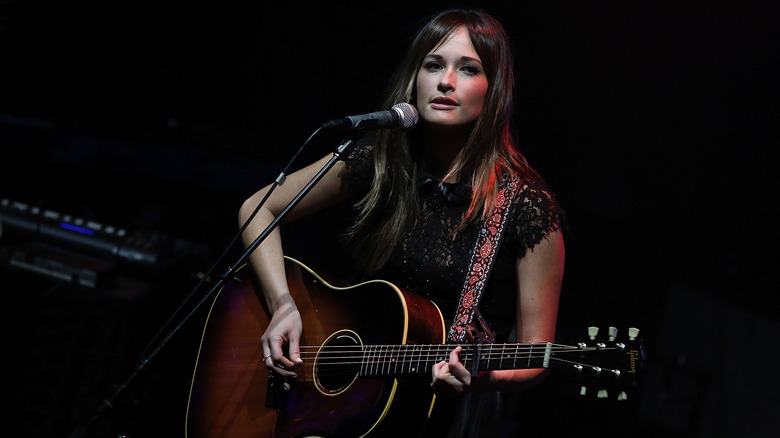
xmin=1 ymin=198 xmax=173 ymax=287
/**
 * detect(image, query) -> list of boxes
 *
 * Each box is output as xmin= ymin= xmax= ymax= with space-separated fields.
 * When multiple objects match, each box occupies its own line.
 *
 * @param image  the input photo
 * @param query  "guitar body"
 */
xmin=185 ymin=265 xmax=274 ymax=438
xmin=187 ymin=257 xmax=446 ymax=438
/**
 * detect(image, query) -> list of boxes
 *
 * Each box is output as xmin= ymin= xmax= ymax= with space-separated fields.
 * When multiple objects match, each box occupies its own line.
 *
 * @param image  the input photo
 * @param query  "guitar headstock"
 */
xmin=551 ymin=326 xmax=647 ymax=402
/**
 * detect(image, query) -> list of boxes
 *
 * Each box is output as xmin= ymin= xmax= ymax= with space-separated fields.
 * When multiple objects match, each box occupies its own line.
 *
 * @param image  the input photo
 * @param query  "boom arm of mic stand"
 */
xmin=68 ymin=137 xmax=356 ymax=437
xmin=237 ymin=137 xmax=355 ymax=265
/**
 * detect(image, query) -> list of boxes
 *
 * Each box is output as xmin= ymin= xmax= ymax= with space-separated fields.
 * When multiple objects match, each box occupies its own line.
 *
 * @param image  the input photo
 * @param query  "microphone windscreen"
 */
xmin=393 ymin=103 xmax=419 ymax=130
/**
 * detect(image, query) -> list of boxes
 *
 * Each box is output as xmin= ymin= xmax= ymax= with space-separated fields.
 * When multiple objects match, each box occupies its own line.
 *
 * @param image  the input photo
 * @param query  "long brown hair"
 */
xmin=346 ymin=9 xmax=540 ymax=274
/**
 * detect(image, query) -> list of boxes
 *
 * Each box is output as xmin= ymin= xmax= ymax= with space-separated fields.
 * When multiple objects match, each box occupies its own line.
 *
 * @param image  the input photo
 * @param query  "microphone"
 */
xmin=323 ymin=102 xmax=418 ymax=131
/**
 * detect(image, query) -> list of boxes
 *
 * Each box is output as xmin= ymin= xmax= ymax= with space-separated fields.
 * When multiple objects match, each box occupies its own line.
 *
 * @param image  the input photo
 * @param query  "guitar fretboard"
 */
xmin=355 ymin=342 xmax=554 ymax=377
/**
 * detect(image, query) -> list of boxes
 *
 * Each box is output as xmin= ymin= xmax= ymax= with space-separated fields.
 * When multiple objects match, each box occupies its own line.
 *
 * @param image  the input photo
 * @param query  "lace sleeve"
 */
xmin=506 ymin=179 xmax=564 ymax=259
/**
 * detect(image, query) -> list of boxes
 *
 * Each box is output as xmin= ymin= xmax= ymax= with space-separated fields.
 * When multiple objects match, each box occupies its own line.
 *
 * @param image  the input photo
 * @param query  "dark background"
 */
xmin=1 ymin=1 xmax=778 ymax=437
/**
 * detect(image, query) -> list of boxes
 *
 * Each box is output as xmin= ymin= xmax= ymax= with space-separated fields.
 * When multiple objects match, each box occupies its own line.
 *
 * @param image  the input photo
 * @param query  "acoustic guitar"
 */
xmin=186 ymin=256 xmax=644 ymax=438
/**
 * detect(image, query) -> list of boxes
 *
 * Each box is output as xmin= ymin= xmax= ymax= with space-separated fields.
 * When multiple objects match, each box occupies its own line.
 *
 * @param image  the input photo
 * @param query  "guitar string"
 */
xmin=292 ymin=343 xmax=593 ymax=358
xmin=291 ymin=344 xmax=605 ymax=359
xmin=273 ymin=344 xmax=621 ymax=376
xmin=293 ymin=342 xmax=584 ymax=352
xmin=284 ymin=356 xmax=621 ymax=377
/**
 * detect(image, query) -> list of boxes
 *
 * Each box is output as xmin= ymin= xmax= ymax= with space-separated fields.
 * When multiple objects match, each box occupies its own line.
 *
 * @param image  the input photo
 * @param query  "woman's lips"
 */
xmin=430 ymin=97 xmax=458 ymax=110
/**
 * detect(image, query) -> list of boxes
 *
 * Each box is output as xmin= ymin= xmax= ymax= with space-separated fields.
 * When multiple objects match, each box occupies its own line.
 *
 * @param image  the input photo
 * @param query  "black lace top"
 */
xmin=341 ymin=141 xmax=563 ymax=343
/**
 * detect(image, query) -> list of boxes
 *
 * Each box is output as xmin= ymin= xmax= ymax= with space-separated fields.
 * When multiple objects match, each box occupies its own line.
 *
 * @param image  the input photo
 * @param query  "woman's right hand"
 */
xmin=261 ymin=296 xmax=303 ymax=379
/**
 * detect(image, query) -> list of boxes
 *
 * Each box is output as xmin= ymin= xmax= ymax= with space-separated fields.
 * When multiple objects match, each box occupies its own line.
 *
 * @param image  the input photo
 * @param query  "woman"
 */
xmin=239 ymin=8 xmax=565 ymax=437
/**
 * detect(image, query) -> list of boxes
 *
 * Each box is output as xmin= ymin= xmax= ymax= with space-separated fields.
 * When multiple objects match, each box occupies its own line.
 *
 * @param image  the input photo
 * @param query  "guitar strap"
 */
xmin=447 ymin=172 xmax=522 ymax=344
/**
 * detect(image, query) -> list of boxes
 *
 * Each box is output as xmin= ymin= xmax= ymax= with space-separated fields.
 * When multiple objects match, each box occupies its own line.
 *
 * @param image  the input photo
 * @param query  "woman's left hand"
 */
xmin=431 ymin=346 xmax=472 ymax=396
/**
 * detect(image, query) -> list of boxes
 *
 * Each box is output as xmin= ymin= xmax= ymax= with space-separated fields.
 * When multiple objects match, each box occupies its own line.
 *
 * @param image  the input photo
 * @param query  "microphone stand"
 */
xmin=68 ymin=135 xmax=358 ymax=438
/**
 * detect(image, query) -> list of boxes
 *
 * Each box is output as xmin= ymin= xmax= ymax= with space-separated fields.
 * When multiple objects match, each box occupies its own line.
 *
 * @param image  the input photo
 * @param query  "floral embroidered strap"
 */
xmin=447 ymin=173 xmax=521 ymax=343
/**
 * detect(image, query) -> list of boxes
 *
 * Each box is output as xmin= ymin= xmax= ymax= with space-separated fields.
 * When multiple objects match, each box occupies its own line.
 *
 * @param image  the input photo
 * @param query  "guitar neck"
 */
xmin=356 ymin=342 xmax=553 ymax=377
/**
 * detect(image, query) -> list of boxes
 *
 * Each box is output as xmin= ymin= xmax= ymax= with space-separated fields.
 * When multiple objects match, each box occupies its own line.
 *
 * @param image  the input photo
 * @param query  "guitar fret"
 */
xmin=360 ymin=346 xmax=367 ymax=376
xmin=437 ymin=344 xmax=448 ymax=371
xmin=381 ymin=345 xmax=386 ymax=375
xmin=366 ymin=346 xmax=374 ymax=376
xmin=389 ymin=344 xmax=397 ymax=375
xmin=360 ymin=346 xmax=368 ymax=377
xmin=396 ymin=345 xmax=401 ymax=374
xmin=380 ymin=345 xmax=388 ymax=375
xmin=359 ymin=347 xmax=365 ymax=376
xmin=359 ymin=346 xmax=365 ymax=376
xmin=371 ymin=345 xmax=380 ymax=376
xmin=371 ymin=346 xmax=382 ymax=376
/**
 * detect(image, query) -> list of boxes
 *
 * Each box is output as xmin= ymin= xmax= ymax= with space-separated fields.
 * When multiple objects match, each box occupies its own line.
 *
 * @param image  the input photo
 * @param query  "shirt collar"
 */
xmin=418 ymin=170 xmax=472 ymax=205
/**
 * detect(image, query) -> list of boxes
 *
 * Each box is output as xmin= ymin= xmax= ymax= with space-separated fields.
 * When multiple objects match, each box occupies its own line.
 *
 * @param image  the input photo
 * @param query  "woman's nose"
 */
xmin=438 ymin=69 xmax=455 ymax=92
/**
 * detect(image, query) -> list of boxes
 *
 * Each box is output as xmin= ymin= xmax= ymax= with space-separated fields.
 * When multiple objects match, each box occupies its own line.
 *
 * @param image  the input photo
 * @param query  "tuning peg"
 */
xmin=597 ymin=389 xmax=608 ymax=399
xmin=628 ymin=327 xmax=640 ymax=341
xmin=617 ymin=391 xmax=628 ymax=401
xmin=588 ymin=326 xmax=599 ymax=340
xmin=580 ymin=386 xmax=587 ymax=396
xmin=608 ymin=326 xmax=618 ymax=341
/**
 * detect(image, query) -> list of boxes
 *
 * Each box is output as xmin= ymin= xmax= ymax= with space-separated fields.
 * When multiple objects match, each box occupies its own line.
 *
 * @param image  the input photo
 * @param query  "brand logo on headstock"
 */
xmin=628 ymin=349 xmax=640 ymax=374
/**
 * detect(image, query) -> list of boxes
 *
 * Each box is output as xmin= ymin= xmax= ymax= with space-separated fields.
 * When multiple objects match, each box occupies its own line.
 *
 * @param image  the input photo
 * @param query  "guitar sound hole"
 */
xmin=316 ymin=332 xmax=362 ymax=394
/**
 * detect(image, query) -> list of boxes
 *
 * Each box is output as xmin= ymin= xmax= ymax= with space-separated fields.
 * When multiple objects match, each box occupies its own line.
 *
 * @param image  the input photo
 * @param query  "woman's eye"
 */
xmin=424 ymin=61 xmax=443 ymax=71
xmin=462 ymin=65 xmax=481 ymax=75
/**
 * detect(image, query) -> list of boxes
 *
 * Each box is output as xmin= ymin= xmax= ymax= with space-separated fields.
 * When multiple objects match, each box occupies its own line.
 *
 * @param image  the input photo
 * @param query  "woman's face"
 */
xmin=415 ymin=26 xmax=489 ymax=128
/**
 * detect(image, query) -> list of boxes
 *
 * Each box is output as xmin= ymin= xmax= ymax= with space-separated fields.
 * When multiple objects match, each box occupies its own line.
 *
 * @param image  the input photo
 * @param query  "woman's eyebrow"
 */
xmin=423 ymin=53 xmax=483 ymax=64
